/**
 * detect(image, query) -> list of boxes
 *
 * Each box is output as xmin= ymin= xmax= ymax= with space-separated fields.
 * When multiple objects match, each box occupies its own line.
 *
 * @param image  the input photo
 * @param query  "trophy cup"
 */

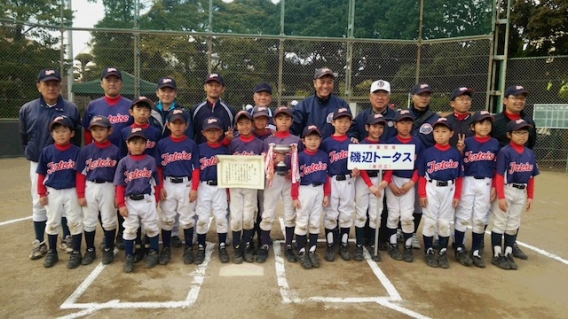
xmin=272 ymin=144 xmax=292 ymax=175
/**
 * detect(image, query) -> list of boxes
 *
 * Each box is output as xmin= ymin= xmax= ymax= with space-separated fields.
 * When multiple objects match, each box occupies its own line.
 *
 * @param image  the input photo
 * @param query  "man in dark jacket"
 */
xmin=409 ymin=83 xmax=440 ymax=149
xmin=151 ymin=77 xmax=194 ymax=139
xmin=445 ymin=87 xmax=476 ymax=148
xmin=19 ymin=69 xmax=81 ymax=260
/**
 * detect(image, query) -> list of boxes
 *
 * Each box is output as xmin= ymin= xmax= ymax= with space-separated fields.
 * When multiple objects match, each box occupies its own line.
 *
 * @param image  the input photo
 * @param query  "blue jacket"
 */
xmin=350 ymin=107 xmax=397 ymax=142
xmin=19 ymin=96 xmax=81 ymax=162
xmin=150 ymin=101 xmax=194 ymax=140
xmin=409 ymin=104 xmax=440 ymax=149
xmin=291 ymin=93 xmax=351 ymax=139
xmin=190 ymin=99 xmax=236 ymax=144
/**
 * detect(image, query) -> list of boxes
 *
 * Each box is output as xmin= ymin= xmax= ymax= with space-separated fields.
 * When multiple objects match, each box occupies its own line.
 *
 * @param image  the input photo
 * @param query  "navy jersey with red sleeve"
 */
xmin=157 ymin=136 xmax=200 ymax=177
xmin=230 ymin=135 xmax=264 ymax=156
xmin=462 ymin=136 xmax=499 ymax=178
xmin=386 ymin=135 xmax=424 ymax=179
xmin=495 ymin=144 xmax=539 ymax=184
xmin=418 ymin=144 xmax=463 ymax=181
xmin=321 ymin=135 xmax=351 ymax=176
xmin=263 ymin=131 xmax=301 ymax=168
xmin=113 ymin=154 xmax=159 ymax=196
xmin=199 ymin=142 xmax=230 ymax=181
xmin=36 ymin=144 xmax=80 ymax=189
xmin=76 ymin=142 xmax=120 ymax=182
xmin=119 ymin=124 xmax=162 ymax=160
xmin=82 ymin=97 xmax=133 ymax=147
xmin=298 ymin=149 xmax=329 ymax=185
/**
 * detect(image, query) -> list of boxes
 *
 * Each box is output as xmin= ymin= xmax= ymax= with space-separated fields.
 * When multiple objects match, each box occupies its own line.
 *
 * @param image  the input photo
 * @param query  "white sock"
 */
xmin=505 ymin=246 xmax=513 ymax=256
xmin=493 ymin=246 xmax=502 ymax=257
xmin=327 ymin=232 xmax=334 ymax=244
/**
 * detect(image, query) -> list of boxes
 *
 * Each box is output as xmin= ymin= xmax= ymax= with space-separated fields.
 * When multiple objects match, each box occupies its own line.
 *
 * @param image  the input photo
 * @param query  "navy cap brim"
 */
xmin=39 ymin=76 xmax=61 ymax=82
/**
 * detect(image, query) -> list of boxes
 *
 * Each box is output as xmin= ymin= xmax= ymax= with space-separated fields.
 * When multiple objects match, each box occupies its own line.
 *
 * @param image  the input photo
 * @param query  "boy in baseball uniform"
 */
xmin=156 ymin=109 xmax=200 ymax=265
xmin=454 ymin=111 xmax=500 ymax=268
xmin=37 ymin=116 xmax=82 ymax=269
xmin=354 ymin=114 xmax=389 ymax=262
xmin=226 ymin=111 xmax=265 ymax=263
xmin=383 ymin=110 xmax=424 ymax=262
xmin=321 ymin=107 xmax=358 ymax=262
xmin=418 ymin=118 xmax=463 ymax=269
xmin=292 ymin=125 xmax=330 ymax=269
xmin=76 ymin=116 xmax=120 ymax=265
xmin=490 ymin=119 xmax=539 ymax=270
xmin=114 ymin=127 xmax=161 ymax=273
xmin=258 ymin=106 xmax=300 ymax=263
xmin=195 ymin=117 xmax=231 ymax=265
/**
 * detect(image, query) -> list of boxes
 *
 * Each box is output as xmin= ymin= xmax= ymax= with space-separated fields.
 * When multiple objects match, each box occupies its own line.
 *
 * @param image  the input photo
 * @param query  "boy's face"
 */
xmin=394 ymin=119 xmax=413 ymax=137
xmin=302 ymin=134 xmax=321 ymax=151
xmin=253 ymin=116 xmax=269 ymax=131
xmin=365 ymin=123 xmax=384 ymax=140
xmin=432 ymin=125 xmax=453 ymax=145
xmin=331 ymin=116 xmax=351 ymax=135
xmin=472 ymin=119 xmax=492 ymax=138
xmin=167 ymin=119 xmax=188 ymax=138
xmin=156 ymin=87 xmax=177 ymax=105
xmin=51 ymin=125 xmax=74 ymax=145
xmin=127 ymin=137 xmax=147 ymax=155
xmin=253 ymin=91 xmax=272 ymax=107
xmin=274 ymin=114 xmax=292 ymax=132
xmin=129 ymin=104 xmax=151 ymax=124
xmin=236 ymin=118 xmax=253 ymax=137
xmin=90 ymin=126 xmax=112 ymax=143
xmin=507 ymin=129 xmax=529 ymax=145
xmin=202 ymin=128 xmax=223 ymax=143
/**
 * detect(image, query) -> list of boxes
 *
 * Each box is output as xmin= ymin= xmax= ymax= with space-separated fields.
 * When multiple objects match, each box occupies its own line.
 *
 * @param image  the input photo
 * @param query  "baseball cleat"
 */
xmin=243 ymin=243 xmax=254 ymax=263
xmin=102 ymin=248 xmax=114 ymax=265
xmin=438 ymin=252 xmax=449 ymax=269
xmin=133 ymin=245 xmax=144 ymax=263
xmin=512 ymin=244 xmax=528 ymax=260
xmin=183 ymin=246 xmax=195 ymax=264
xmin=218 ymin=244 xmax=230 ymax=263
xmin=353 ymin=245 xmax=364 ymax=262
xmin=158 ymin=247 xmax=171 ymax=265
xmin=324 ymin=244 xmax=336 ymax=262
xmin=402 ymin=246 xmax=414 ymax=262
xmin=284 ymin=245 xmax=298 ymax=263
xmin=455 ymin=249 xmax=473 ymax=266
xmin=388 ymin=244 xmax=403 ymax=261
xmin=123 ymin=255 xmax=135 ymax=273
xmin=339 ymin=243 xmax=352 ymax=261
xmin=67 ymin=251 xmax=82 ymax=269
xmin=256 ymin=245 xmax=269 ymax=263
xmin=233 ymin=245 xmax=244 ymax=264
xmin=145 ymin=250 xmax=159 ymax=268
xmin=471 ymin=254 xmax=485 ymax=268
xmin=378 ymin=242 xmax=389 ymax=251
xmin=505 ymin=254 xmax=518 ymax=270
xmin=81 ymin=248 xmax=96 ymax=266
xmin=194 ymin=246 xmax=206 ymax=265
xmin=308 ymin=251 xmax=321 ymax=268
xmin=367 ymin=245 xmax=381 ymax=262
xmin=411 ymin=234 xmax=421 ymax=250
xmin=30 ymin=240 xmax=47 ymax=260
xmin=491 ymin=254 xmax=511 ymax=270
xmin=425 ymin=249 xmax=438 ymax=268
xmin=43 ymin=250 xmax=59 ymax=268
xmin=298 ymin=252 xmax=312 ymax=269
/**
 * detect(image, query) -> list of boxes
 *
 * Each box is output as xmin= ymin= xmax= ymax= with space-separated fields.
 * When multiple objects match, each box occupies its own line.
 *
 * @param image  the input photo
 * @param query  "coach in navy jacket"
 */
xmin=408 ymin=83 xmax=440 ymax=149
xmin=292 ymin=68 xmax=353 ymax=139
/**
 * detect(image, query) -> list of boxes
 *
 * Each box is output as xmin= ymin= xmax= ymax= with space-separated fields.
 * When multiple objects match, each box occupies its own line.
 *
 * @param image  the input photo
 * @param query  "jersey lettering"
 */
xmin=329 ymin=150 xmax=348 ymax=164
xmin=161 ymin=151 xmax=193 ymax=166
xmin=508 ymin=162 xmax=534 ymax=174
xmin=463 ymin=151 xmax=495 ymax=164
xmin=146 ymin=140 xmax=156 ymax=149
xmin=300 ymin=161 xmax=327 ymax=176
xmin=107 ymin=114 xmax=130 ymax=124
xmin=47 ymin=160 xmax=76 ymax=174
xmin=200 ymin=156 xmax=216 ymax=170
xmin=233 ymin=151 xmax=257 ymax=156
xmin=85 ymin=157 xmax=117 ymax=171
xmin=124 ymin=168 xmax=153 ymax=182
xmin=426 ymin=160 xmax=459 ymax=174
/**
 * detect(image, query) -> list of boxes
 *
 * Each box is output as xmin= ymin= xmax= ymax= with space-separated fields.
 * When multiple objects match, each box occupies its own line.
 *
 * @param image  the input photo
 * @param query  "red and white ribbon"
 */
xmin=265 ymin=143 xmax=275 ymax=187
xmin=291 ymin=143 xmax=300 ymax=184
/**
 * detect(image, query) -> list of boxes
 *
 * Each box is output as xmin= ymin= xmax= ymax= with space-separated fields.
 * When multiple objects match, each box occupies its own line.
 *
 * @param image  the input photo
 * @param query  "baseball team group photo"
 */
xmin=2 ymin=0 xmax=568 ymax=318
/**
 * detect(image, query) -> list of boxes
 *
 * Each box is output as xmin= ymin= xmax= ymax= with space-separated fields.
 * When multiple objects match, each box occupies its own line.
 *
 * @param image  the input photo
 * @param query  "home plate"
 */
xmin=219 ymin=264 xmax=264 ymax=277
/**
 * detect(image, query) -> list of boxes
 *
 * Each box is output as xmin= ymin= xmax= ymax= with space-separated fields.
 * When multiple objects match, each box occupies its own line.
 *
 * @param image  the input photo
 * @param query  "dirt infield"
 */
xmin=1 ymin=157 xmax=568 ymax=319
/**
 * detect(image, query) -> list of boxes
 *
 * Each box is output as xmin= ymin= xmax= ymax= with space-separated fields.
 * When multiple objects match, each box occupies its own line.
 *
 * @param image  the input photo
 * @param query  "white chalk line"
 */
xmin=0 ymin=215 xmax=31 ymax=226
xmin=276 ymin=218 xmax=428 ymax=319
xmin=58 ymin=218 xmax=214 ymax=318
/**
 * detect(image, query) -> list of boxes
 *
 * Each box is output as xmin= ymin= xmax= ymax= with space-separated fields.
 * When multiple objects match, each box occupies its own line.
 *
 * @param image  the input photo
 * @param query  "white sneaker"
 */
xmin=60 ymin=235 xmax=73 ymax=254
xmin=411 ymin=234 xmax=421 ymax=250
xmin=30 ymin=240 xmax=47 ymax=260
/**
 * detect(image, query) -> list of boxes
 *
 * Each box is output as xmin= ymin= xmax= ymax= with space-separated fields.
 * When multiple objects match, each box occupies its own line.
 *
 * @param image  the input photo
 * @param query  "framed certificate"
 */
xmin=216 ymin=155 xmax=265 ymax=189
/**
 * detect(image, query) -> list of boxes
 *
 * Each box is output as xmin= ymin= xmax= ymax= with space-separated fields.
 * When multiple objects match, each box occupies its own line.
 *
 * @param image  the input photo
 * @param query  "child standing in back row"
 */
xmin=490 ymin=119 xmax=539 ymax=270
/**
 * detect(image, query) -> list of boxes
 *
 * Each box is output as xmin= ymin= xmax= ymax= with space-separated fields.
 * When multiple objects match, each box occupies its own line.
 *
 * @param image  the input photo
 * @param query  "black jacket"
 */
xmin=445 ymin=113 xmax=475 ymax=147
xmin=491 ymin=110 xmax=537 ymax=150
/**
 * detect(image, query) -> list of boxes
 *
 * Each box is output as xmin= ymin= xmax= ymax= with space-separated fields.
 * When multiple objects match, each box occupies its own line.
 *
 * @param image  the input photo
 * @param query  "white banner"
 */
xmin=347 ymin=144 xmax=415 ymax=170
xmin=217 ymin=155 xmax=265 ymax=189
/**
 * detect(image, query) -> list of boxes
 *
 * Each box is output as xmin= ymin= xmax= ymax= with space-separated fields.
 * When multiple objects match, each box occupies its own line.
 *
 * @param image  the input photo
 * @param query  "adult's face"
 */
xmin=412 ymin=92 xmax=432 ymax=111
xmin=203 ymin=81 xmax=225 ymax=100
xmin=502 ymin=94 xmax=527 ymax=115
xmin=156 ymin=87 xmax=177 ymax=105
xmin=100 ymin=75 xmax=122 ymax=98
xmin=253 ymin=91 xmax=272 ymax=107
xmin=450 ymin=94 xmax=472 ymax=114
xmin=36 ymin=80 xmax=61 ymax=104
xmin=369 ymin=90 xmax=390 ymax=113
xmin=313 ymin=75 xmax=334 ymax=99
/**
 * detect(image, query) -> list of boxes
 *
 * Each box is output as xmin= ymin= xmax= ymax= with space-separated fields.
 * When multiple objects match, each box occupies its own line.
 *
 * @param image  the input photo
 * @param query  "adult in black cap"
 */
xmin=490 ymin=85 xmax=537 ymax=261
xmin=249 ymin=82 xmax=275 ymax=131
xmin=445 ymin=87 xmax=476 ymax=151
xmin=19 ymin=68 xmax=81 ymax=260
xmin=408 ymin=83 xmax=440 ymax=149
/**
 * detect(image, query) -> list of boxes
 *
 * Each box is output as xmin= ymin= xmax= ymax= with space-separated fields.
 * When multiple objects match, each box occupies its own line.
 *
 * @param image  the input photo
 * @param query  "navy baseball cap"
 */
xmin=167 ymin=108 xmax=188 ymax=123
xmin=302 ymin=125 xmax=322 ymax=138
xmin=202 ymin=117 xmax=223 ymax=131
xmin=235 ymin=110 xmax=253 ymax=122
xmin=333 ymin=107 xmax=352 ymax=120
xmin=127 ymin=127 xmax=148 ymax=141
xmin=37 ymin=69 xmax=61 ymax=82
xmin=101 ymin=67 xmax=122 ymax=80
xmin=49 ymin=115 xmax=74 ymax=131
xmin=471 ymin=110 xmax=494 ymax=124
xmin=274 ymin=106 xmax=293 ymax=118
xmin=450 ymin=87 xmax=475 ymax=101
xmin=507 ymin=118 xmax=533 ymax=132
xmin=314 ymin=67 xmax=335 ymax=79
xmin=158 ymin=77 xmax=177 ymax=90
xmin=432 ymin=117 xmax=453 ymax=131
xmin=411 ymin=83 xmax=433 ymax=95
xmin=253 ymin=82 xmax=272 ymax=94
xmin=252 ymin=106 xmax=271 ymax=119
xmin=504 ymin=85 xmax=529 ymax=97
xmin=366 ymin=113 xmax=387 ymax=125
xmin=395 ymin=109 xmax=415 ymax=122
xmin=204 ymin=73 xmax=225 ymax=86
xmin=88 ymin=115 xmax=111 ymax=129
xmin=131 ymin=96 xmax=154 ymax=109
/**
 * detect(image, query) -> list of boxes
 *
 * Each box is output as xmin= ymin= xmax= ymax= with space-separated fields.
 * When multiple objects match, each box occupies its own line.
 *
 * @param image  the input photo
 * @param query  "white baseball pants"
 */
xmin=195 ymin=183 xmax=228 ymax=235
xmin=455 ymin=176 xmax=492 ymax=234
xmin=295 ymin=184 xmax=324 ymax=236
xmin=385 ymin=175 xmax=415 ymax=234
xmin=491 ymin=185 xmax=526 ymax=235
xmin=123 ymin=194 xmax=159 ymax=240
xmin=45 ymin=187 xmax=82 ymax=235
xmin=82 ymin=181 xmax=116 ymax=232
xmin=422 ymin=181 xmax=456 ymax=237
xmin=323 ymin=176 xmax=355 ymax=229
xmin=260 ymin=175 xmax=295 ymax=230
xmin=30 ymin=161 xmax=47 ymax=222
xmin=160 ymin=178 xmax=197 ymax=230
xmin=354 ymin=176 xmax=383 ymax=229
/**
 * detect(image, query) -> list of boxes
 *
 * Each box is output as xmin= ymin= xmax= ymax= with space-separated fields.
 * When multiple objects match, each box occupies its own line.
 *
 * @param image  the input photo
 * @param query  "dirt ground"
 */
xmin=1 ymin=157 xmax=568 ymax=319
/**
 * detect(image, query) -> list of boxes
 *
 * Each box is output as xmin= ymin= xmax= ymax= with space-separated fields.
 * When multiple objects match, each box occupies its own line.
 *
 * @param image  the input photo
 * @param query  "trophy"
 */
xmin=266 ymin=143 xmax=299 ymax=187
xmin=273 ymin=144 xmax=292 ymax=175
